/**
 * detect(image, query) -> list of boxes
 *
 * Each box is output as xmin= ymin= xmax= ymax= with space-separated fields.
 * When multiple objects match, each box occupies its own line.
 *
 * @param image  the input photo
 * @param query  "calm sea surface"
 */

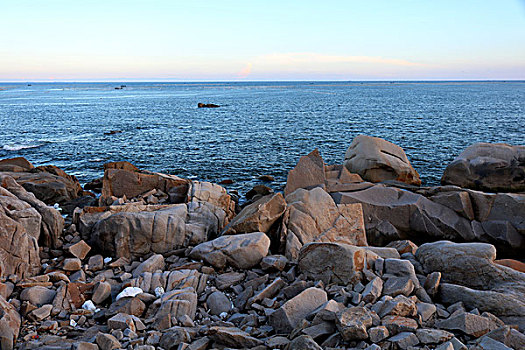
xmin=1 ymin=81 xmax=524 ymax=194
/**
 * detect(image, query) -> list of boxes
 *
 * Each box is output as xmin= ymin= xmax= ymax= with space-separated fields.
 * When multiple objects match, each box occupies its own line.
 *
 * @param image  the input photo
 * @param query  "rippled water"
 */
xmin=1 ymin=81 xmax=524 ymax=194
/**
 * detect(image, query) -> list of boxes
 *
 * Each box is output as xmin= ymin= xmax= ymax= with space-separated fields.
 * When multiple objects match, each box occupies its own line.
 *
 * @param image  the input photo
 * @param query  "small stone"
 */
xmin=269 ymin=287 xmax=327 ymax=333
xmin=287 ymin=335 xmax=322 ymax=350
xmin=388 ymin=332 xmax=419 ymax=349
xmin=215 ymin=272 xmax=245 ymax=290
xmin=382 ymin=315 xmax=419 ymax=334
xmin=96 ymin=332 xmax=121 ymax=350
xmin=63 ymin=258 xmax=82 ymax=271
xmin=88 ymin=255 xmax=104 ymax=271
xmin=206 ymin=291 xmax=232 ymax=316
xmin=73 ymin=342 xmax=99 ymax=350
xmin=68 ymin=240 xmax=91 ymax=260
xmin=383 ymin=277 xmax=414 ymax=297
xmin=261 ymin=255 xmax=287 ymax=271
xmin=209 ymin=326 xmax=262 ymax=348
xmin=108 ymin=313 xmax=136 ymax=331
xmin=416 ymin=328 xmax=454 ymax=344
xmin=28 ymin=304 xmax=53 ymax=321
xmin=362 ymin=277 xmax=383 ymax=304
xmin=436 ymin=312 xmax=493 ymax=337
xmin=379 ymin=295 xmax=417 ymax=318
xmin=336 ymin=306 xmax=374 ymax=341
xmin=417 ymin=302 xmax=437 ymax=322
xmin=369 ymin=326 xmax=389 ymax=342
xmin=424 ymin=271 xmax=441 ymax=296
xmin=92 ymin=281 xmax=112 ymax=304
xmin=472 ymin=336 xmax=512 ymax=350
xmin=133 ymin=254 xmax=165 ymax=278
xmin=20 ymin=286 xmax=56 ymax=306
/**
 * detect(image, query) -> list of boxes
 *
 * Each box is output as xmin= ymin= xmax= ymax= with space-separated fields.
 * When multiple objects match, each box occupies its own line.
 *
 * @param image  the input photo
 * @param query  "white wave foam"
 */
xmin=2 ymin=143 xmax=43 ymax=151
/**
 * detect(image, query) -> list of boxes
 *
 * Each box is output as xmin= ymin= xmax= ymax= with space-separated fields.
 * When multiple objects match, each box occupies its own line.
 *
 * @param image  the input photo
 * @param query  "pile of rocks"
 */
xmin=0 ymin=136 xmax=523 ymax=350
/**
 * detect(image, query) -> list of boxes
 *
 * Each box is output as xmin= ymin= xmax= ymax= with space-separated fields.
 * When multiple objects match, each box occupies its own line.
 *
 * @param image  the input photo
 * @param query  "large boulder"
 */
xmin=298 ymin=242 xmax=366 ymax=285
xmin=332 ymin=184 xmax=475 ymax=246
xmin=284 ymin=149 xmax=367 ymax=197
xmin=343 ymin=135 xmax=421 ymax=186
xmin=416 ymin=241 xmax=525 ymax=330
xmin=189 ymin=232 xmax=270 ymax=269
xmin=0 ymin=157 xmax=83 ymax=205
xmin=0 ymin=192 xmax=40 ymax=279
xmin=188 ymin=181 xmax=236 ymax=224
xmin=0 ymin=295 xmax=21 ymax=349
xmin=222 ymin=193 xmax=286 ymax=235
xmin=280 ymin=187 xmax=367 ymax=260
xmin=86 ymin=201 xmax=227 ymax=259
xmin=1 ymin=175 xmax=64 ymax=248
xmin=100 ymin=161 xmax=191 ymax=205
xmin=442 ymin=142 xmax=525 ymax=192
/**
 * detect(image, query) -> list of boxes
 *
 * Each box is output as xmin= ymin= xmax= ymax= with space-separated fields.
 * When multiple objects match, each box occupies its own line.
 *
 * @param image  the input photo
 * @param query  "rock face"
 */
xmin=0 ymin=295 xmax=21 ymax=349
xmin=416 ymin=241 xmax=525 ymax=329
xmin=343 ymin=135 xmax=421 ymax=186
xmin=85 ymin=201 xmax=227 ymax=259
xmin=425 ymin=187 xmax=525 ymax=256
xmin=298 ymin=242 xmax=366 ymax=285
xmin=0 ymin=186 xmax=41 ymax=279
xmin=190 ymin=232 xmax=270 ymax=269
xmin=442 ymin=142 xmax=525 ymax=192
xmin=1 ymin=175 xmax=64 ymax=248
xmin=222 ymin=193 xmax=286 ymax=235
xmin=0 ymin=157 xmax=83 ymax=205
xmin=281 ymin=187 xmax=367 ymax=260
xmin=332 ymin=184 xmax=474 ymax=246
xmin=100 ymin=161 xmax=191 ymax=205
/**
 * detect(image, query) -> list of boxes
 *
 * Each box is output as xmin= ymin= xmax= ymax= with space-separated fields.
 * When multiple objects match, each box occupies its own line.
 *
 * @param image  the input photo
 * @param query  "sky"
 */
xmin=1 ymin=0 xmax=524 ymax=81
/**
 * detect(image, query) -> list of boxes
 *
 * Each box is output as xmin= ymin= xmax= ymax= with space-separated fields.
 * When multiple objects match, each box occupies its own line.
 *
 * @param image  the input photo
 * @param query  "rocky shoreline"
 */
xmin=0 ymin=135 xmax=524 ymax=350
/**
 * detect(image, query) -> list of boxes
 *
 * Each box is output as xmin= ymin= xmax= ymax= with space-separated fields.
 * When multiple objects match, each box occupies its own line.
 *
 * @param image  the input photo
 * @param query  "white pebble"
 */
xmin=116 ymin=286 xmax=143 ymax=301
xmin=103 ymin=257 xmax=112 ymax=264
xmin=154 ymin=286 xmax=165 ymax=298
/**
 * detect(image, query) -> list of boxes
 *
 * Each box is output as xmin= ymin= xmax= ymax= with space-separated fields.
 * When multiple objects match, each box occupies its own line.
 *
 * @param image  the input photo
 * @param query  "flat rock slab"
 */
xmin=190 ymin=232 xmax=270 ymax=269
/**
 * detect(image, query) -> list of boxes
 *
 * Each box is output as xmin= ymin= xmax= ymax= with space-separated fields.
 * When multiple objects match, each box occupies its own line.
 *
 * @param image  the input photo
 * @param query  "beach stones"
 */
xmin=343 ymin=135 xmax=421 ymax=186
xmin=442 ymin=142 xmax=525 ymax=192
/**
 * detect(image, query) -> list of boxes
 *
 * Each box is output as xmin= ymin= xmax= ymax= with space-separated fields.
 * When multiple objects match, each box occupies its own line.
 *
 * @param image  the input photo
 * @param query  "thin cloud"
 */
xmin=249 ymin=52 xmax=426 ymax=69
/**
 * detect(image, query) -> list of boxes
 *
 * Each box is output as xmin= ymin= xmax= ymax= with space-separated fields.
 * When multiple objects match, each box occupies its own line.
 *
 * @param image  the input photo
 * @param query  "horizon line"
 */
xmin=1 ymin=79 xmax=525 ymax=84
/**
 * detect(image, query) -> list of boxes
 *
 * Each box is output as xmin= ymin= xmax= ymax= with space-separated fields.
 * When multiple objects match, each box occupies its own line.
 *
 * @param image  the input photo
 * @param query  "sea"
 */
xmin=1 ymin=81 xmax=524 ymax=195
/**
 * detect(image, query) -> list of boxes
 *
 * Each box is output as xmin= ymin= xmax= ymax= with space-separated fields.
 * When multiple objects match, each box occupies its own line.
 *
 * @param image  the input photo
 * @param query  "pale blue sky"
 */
xmin=1 ymin=0 xmax=524 ymax=81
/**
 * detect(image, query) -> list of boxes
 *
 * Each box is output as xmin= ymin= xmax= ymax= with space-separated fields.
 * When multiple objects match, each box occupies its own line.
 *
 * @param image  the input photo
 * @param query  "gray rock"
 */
xmin=92 ymin=281 xmax=112 ymax=304
xmin=335 ymin=306 xmax=375 ymax=341
xmin=190 ymin=232 xmax=270 ymax=269
xmin=208 ymin=326 xmax=262 ymax=348
xmin=441 ymin=142 xmax=525 ymax=192
xmin=416 ymin=328 xmax=454 ymax=344
xmin=286 ymin=335 xmax=322 ymax=350
xmin=362 ymin=277 xmax=383 ymax=304
xmin=222 ymin=193 xmax=286 ymax=235
xmin=471 ymin=336 xmax=513 ymax=350
xmin=133 ymin=254 xmax=165 ymax=278
xmin=206 ymin=291 xmax=231 ymax=315
xmin=388 ymin=331 xmax=419 ymax=349
xmin=281 ymin=187 xmax=367 ymax=260
xmin=368 ymin=325 xmax=389 ymax=342
xmin=379 ymin=295 xmax=417 ymax=317
xmin=435 ymin=312 xmax=494 ymax=337
xmin=261 ymin=255 xmax=288 ymax=271
xmin=96 ymin=333 xmax=121 ymax=350
xmin=343 ymin=135 xmax=421 ymax=185
xmin=269 ymin=287 xmax=327 ymax=333
xmin=20 ymin=286 xmax=56 ymax=306
xmin=153 ymin=287 xmax=197 ymax=330
xmin=298 ymin=242 xmax=365 ymax=285
xmin=417 ymin=302 xmax=436 ymax=322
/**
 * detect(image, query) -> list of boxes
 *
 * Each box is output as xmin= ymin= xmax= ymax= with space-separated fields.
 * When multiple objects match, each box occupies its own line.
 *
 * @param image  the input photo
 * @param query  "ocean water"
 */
xmin=1 ymin=81 xmax=524 ymax=195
